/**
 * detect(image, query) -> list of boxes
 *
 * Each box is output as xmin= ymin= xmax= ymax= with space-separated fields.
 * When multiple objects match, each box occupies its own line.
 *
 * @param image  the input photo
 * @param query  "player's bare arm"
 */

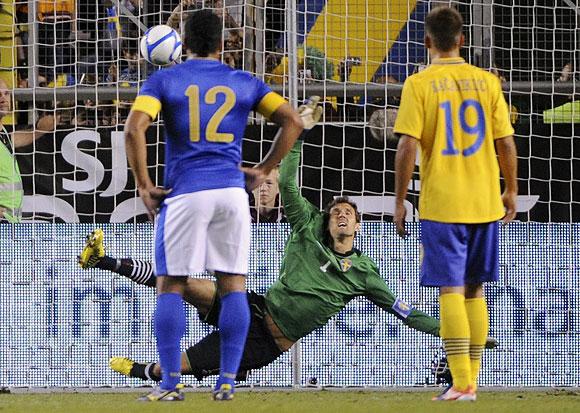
xmin=394 ymin=135 xmax=418 ymax=238
xmin=125 ymin=110 xmax=171 ymax=220
xmin=495 ymin=135 xmax=518 ymax=223
xmin=12 ymin=114 xmax=61 ymax=148
xmin=0 ymin=77 xmax=60 ymax=149
xmin=166 ymin=0 xmax=194 ymax=29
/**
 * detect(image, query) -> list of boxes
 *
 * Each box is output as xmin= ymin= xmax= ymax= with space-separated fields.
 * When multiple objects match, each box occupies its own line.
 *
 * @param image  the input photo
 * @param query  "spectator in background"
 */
xmin=103 ymin=39 xmax=144 ymax=125
xmin=167 ymin=0 xmax=240 ymax=33
xmin=72 ymin=99 xmax=120 ymax=128
xmin=267 ymin=46 xmax=333 ymax=84
xmin=167 ymin=0 xmax=243 ymax=68
xmin=14 ymin=3 xmax=28 ymax=80
xmin=212 ymin=0 xmax=243 ymax=68
xmin=368 ymin=106 xmax=399 ymax=145
xmin=107 ymin=39 xmax=142 ymax=86
xmin=166 ymin=0 xmax=193 ymax=29
xmin=0 ymin=78 xmax=59 ymax=222
xmin=250 ymin=167 xmax=286 ymax=223
xmin=37 ymin=0 xmax=75 ymax=83
xmin=541 ymin=61 xmax=579 ymax=124
xmin=265 ymin=0 xmax=284 ymax=53
xmin=117 ymin=0 xmax=141 ymax=48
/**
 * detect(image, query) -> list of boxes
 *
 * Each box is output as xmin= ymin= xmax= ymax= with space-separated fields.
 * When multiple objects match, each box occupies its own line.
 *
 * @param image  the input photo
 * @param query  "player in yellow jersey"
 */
xmin=393 ymin=6 xmax=517 ymax=401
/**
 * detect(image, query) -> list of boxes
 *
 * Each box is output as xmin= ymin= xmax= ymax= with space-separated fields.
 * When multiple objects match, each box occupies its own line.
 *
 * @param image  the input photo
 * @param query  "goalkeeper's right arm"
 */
xmin=277 ymin=97 xmax=323 ymax=229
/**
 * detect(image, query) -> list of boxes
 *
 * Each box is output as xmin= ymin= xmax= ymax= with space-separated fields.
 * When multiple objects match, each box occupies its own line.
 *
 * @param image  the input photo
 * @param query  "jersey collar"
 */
xmin=332 ymin=248 xmax=362 ymax=258
xmin=186 ymin=56 xmax=221 ymax=62
xmin=431 ymin=57 xmax=465 ymax=65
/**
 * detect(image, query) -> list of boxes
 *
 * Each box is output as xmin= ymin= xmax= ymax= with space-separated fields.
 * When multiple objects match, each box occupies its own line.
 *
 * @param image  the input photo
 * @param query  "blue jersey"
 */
xmin=132 ymin=59 xmax=286 ymax=198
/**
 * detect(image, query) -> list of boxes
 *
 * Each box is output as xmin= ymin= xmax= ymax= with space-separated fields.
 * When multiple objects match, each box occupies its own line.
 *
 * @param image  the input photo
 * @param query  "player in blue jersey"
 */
xmin=124 ymin=9 xmax=303 ymax=402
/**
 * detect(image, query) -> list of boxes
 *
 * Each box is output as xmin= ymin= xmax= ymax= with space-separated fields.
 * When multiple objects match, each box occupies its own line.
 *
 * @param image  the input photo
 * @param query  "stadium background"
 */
xmin=0 ymin=0 xmax=578 ymax=389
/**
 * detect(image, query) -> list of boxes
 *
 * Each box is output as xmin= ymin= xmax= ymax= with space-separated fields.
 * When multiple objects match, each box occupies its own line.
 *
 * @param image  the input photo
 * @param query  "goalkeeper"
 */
xmin=80 ymin=98 xmax=493 ymax=383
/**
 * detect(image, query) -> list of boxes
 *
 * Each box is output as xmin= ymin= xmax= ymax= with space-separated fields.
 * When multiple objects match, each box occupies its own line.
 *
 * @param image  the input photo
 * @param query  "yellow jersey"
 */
xmin=393 ymin=57 xmax=514 ymax=223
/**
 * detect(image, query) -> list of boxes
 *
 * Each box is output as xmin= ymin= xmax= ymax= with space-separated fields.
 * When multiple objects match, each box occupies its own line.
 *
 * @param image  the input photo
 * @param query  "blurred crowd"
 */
xmin=9 ymin=1 xmax=247 ymax=127
xmin=4 ymin=1 xmax=577 ymax=130
xmin=8 ymin=0 xmax=386 ymax=127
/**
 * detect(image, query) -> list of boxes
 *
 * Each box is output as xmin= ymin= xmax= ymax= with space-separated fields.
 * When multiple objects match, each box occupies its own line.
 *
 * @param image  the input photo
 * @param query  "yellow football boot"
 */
xmin=78 ymin=229 xmax=105 ymax=269
xmin=109 ymin=356 xmax=134 ymax=377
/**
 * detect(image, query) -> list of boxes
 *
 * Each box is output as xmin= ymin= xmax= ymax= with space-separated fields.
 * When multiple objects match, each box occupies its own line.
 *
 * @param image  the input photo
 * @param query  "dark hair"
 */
xmin=183 ymin=9 xmax=223 ymax=56
xmin=322 ymin=196 xmax=361 ymax=247
xmin=121 ymin=39 xmax=139 ymax=56
xmin=425 ymin=6 xmax=463 ymax=52
xmin=324 ymin=196 xmax=361 ymax=223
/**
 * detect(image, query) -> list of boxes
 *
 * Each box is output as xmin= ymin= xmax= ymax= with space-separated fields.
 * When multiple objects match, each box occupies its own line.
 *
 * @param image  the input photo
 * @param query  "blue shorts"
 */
xmin=420 ymin=220 xmax=499 ymax=287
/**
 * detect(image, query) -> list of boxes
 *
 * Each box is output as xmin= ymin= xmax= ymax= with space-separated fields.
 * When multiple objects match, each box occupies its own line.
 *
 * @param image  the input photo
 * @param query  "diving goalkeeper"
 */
xmin=79 ymin=98 xmax=495 ymax=383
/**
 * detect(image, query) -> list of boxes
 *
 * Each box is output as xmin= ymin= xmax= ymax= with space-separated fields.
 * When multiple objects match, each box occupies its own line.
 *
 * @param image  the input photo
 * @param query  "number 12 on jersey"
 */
xmin=440 ymin=99 xmax=486 ymax=157
xmin=185 ymin=85 xmax=237 ymax=143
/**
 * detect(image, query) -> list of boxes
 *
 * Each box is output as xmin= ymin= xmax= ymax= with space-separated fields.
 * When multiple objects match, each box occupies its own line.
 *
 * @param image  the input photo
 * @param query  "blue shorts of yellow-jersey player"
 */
xmin=420 ymin=220 xmax=499 ymax=287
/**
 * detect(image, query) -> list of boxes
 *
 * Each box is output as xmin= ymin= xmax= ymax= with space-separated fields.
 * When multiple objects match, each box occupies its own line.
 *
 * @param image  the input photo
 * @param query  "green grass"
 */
xmin=1 ymin=389 xmax=579 ymax=413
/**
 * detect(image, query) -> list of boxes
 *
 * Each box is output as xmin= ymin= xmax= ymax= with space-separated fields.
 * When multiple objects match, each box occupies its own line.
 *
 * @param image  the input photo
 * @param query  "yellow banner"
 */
xmin=306 ymin=0 xmax=418 ymax=82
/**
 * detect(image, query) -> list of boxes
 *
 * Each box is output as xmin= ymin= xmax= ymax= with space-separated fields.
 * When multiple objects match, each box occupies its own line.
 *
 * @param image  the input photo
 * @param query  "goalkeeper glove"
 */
xmin=298 ymin=95 xmax=323 ymax=130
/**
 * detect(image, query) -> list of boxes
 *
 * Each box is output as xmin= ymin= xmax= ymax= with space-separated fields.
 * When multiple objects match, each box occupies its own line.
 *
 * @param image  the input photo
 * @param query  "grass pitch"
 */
xmin=1 ymin=389 xmax=578 ymax=413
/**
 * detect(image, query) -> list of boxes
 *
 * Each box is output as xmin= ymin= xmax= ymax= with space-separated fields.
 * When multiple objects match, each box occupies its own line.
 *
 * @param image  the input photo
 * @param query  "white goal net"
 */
xmin=0 ymin=0 xmax=578 ymax=388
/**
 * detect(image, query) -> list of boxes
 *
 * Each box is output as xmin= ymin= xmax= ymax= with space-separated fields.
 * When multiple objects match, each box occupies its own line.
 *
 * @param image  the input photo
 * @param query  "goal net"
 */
xmin=0 ymin=0 xmax=578 ymax=388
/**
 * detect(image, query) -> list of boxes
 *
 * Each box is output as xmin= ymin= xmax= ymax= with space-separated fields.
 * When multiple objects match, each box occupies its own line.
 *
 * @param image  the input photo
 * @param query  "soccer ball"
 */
xmin=140 ymin=25 xmax=182 ymax=66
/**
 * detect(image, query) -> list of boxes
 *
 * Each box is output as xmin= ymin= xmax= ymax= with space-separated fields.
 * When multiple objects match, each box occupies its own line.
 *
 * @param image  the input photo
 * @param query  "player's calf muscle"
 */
xmin=156 ymin=275 xmax=188 ymax=294
xmin=215 ymin=272 xmax=246 ymax=296
xmin=464 ymin=284 xmax=484 ymax=299
xmin=183 ymin=278 xmax=217 ymax=314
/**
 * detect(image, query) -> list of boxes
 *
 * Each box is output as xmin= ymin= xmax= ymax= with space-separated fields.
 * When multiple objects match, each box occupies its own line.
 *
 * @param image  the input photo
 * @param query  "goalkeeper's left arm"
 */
xmin=365 ymin=270 xmax=440 ymax=337
xmin=365 ymin=270 xmax=500 ymax=348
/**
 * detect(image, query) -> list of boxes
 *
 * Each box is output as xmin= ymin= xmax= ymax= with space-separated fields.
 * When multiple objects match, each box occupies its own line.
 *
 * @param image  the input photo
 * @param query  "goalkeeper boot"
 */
xmin=432 ymin=385 xmax=476 ymax=402
xmin=213 ymin=383 xmax=234 ymax=401
xmin=78 ymin=229 xmax=105 ymax=269
xmin=110 ymin=357 xmax=160 ymax=382
xmin=109 ymin=357 xmax=135 ymax=377
xmin=137 ymin=387 xmax=184 ymax=402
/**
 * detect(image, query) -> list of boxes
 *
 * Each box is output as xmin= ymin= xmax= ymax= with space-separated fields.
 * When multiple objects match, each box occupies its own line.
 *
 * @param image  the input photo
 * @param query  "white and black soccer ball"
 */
xmin=140 ymin=25 xmax=182 ymax=66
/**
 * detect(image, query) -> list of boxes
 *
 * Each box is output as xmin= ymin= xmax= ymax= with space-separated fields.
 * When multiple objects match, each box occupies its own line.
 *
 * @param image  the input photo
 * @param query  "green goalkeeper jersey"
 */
xmin=265 ymin=141 xmax=440 ymax=342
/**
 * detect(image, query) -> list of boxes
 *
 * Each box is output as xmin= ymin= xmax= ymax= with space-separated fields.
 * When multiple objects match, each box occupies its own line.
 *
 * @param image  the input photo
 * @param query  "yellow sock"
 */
xmin=465 ymin=297 xmax=489 ymax=390
xmin=439 ymin=293 xmax=471 ymax=391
